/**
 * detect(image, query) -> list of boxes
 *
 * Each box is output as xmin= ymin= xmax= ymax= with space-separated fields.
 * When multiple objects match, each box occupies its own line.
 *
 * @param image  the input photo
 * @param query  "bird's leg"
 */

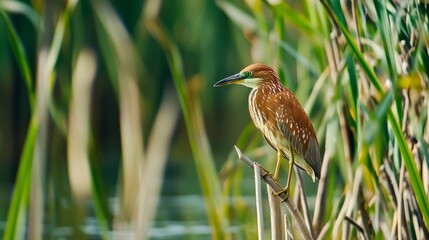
xmin=273 ymin=150 xmax=282 ymax=180
xmin=275 ymin=149 xmax=294 ymax=202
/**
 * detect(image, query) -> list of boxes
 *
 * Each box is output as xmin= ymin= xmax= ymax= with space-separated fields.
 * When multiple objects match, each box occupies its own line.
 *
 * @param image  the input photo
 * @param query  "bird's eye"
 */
xmin=248 ymin=71 xmax=254 ymax=77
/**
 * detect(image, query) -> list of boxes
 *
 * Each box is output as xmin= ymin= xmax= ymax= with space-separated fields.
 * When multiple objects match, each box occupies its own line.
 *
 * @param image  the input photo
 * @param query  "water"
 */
xmin=0 ymin=195 xmax=213 ymax=239
xmin=150 ymin=195 xmax=212 ymax=239
xmin=0 ymin=174 xmax=317 ymax=239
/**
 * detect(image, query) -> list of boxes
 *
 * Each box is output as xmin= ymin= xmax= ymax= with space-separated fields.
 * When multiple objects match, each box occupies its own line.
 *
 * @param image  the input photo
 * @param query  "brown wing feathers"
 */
xmin=266 ymin=88 xmax=321 ymax=178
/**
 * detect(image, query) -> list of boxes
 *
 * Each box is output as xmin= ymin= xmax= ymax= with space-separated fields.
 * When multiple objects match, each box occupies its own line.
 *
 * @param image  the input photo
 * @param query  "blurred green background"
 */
xmin=1 ymin=0 xmax=429 ymax=239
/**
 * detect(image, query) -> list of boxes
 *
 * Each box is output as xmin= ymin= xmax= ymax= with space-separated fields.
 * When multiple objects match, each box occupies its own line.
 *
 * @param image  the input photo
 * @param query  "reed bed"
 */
xmin=1 ymin=0 xmax=428 ymax=239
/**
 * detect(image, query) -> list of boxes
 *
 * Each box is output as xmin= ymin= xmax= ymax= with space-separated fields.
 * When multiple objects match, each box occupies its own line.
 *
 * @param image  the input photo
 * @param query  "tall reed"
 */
xmin=2 ymin=0 xmax=428 ymax=239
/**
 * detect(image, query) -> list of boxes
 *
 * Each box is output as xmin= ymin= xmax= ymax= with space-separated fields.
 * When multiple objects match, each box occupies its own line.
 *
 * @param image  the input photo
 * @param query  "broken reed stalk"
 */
xmin=294 ymin=166 xmax=314 ymax=238
xmin=234 ymin=146 xmax=314 ymax=240
xmin=253 ymin=163 xmax=264 ymax=240
xmin=344 ymin=216 xmax=367 ymax=240
xmin=267 ymin=185 xmax=283 ymax=240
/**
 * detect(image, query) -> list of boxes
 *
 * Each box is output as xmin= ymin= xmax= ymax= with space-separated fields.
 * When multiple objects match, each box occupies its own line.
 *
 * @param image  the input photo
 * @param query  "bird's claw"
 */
xmin=260 ymin=171 xmax=274 ymax=179
xmin=260 ymin=166 xmax=274 ymax=179
xmin=274 ymin=188 xmax=289 ymax=202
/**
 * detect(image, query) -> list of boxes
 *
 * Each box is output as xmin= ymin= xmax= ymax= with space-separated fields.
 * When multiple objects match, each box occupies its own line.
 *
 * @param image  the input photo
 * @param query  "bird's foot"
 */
xmin=260 ymin=166 xmax=274 ymax=179
xmin=260 ymin=171 xmax=274 ymax=179
xmin=274 ymin=187 xmax=289 ymax=202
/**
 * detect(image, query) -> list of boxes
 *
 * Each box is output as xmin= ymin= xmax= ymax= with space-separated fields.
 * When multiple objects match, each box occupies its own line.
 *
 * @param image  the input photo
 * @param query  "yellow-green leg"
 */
xmin=273 ymin=150 xmax=282 ymax=180
xmin=276 ymin=149 xmax=294 ymax=201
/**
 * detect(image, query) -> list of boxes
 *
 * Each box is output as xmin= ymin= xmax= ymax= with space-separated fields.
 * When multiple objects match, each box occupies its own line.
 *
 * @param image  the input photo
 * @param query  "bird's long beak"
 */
xmin=213 ymin=73 xmax=244 ymax=87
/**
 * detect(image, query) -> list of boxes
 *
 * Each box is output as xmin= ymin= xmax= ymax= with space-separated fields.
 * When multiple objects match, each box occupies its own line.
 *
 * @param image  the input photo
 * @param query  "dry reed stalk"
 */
xmin=267 ymin=185 xmax=283 ymax=240
xmin=235 ymin=146 xmax=314 ymax=240
xmin=136 ymin=90 xmax=179 ymax=239
xmin=67 ymin=50 xmax=97 ymax=232
xmin=254 ymin=163 xmax=264 ymax=240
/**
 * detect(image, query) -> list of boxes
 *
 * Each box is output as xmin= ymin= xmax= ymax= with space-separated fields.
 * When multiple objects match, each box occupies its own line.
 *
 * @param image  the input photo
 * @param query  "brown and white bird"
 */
xmin=214 ymin=63 xmax=321 ymax=199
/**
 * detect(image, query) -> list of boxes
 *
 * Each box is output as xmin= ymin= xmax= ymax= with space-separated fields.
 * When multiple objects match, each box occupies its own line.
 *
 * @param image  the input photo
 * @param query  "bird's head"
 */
xmin=214 ymin=63 xmax=279 ymax=89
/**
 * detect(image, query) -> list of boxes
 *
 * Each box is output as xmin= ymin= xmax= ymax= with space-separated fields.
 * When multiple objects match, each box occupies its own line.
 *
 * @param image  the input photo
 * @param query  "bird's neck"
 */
xmin=249 ymin=81 xmax=284 ymax=109
xmin=258 ymin=80 xmax=284 ymax=95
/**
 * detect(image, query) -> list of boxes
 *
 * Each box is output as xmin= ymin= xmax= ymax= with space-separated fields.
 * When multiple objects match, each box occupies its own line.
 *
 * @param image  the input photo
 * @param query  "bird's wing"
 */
xmin=266 ymin=90 xmax=306 ymax=155
xmin=266 ymin=89 xmax=321 ymax=178
xmin=305 ymin=137 xmax=321 ymax=179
